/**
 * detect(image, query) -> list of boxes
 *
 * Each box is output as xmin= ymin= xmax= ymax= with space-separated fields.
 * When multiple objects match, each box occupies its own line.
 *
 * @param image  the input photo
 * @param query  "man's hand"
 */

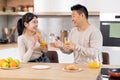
xmin=64 ymin=42 xmax=75 ymax=51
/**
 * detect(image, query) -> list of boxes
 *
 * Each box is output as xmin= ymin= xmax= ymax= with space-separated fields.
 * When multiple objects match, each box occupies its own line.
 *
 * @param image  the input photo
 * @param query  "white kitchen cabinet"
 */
xmin=99 ymin=0 xmax=120 ymax=13
xmin=86 ymin=0 xmax=100 ymax=12
xmin=34 ymin=0 xmax=86 ymax=12
xmin=86 ymin=0 xmax=120 ymax=13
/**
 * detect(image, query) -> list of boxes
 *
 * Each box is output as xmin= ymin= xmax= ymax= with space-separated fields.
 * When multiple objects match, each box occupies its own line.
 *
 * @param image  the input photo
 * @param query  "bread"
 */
xmin=64 ymin=64 xmax=79 ymax=70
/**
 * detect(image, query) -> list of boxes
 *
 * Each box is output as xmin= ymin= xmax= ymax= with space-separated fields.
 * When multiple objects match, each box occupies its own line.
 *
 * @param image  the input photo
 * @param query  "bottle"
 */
xmin=61 ymin=30 xmax=68 ymax=43
xmin=49 ymin=33 xmax=55 ymax=43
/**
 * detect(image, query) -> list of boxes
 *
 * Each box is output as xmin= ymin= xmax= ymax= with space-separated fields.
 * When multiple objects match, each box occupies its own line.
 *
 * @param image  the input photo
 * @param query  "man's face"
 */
xmin=71 ymin=10 xmax=82 ymax=27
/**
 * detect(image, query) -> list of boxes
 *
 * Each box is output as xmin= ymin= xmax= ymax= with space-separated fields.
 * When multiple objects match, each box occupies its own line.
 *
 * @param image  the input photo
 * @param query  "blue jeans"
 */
xmin=29 ymin=54 xmax=50 ymax=62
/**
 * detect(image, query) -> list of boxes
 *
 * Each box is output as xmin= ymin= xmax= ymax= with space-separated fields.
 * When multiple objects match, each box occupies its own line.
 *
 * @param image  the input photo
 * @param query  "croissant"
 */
xmin=65 ymin=64 xmax=79 ymax=70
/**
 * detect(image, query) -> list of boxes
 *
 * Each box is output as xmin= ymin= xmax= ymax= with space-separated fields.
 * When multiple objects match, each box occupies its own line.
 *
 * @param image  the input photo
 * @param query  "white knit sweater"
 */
xmin=62 ymin=25 xmax=103 ymax=64
xmin=17 ymin=31 xmax=47 ymax=63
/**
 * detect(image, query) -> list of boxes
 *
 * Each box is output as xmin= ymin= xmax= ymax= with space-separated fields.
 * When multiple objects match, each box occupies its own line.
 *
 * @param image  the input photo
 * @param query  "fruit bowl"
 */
xmin=0 ymin=57 xmax=20 ymax=69
xmin=0 ymin=66 xmax=21 ymax=70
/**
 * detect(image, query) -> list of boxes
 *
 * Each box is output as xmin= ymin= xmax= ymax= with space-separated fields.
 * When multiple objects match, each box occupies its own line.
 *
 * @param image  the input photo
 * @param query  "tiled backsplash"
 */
xmin=0 ymin=15 xmax=100 ymax=42
xmin=37 ymin=16 xmax=74 ymax=37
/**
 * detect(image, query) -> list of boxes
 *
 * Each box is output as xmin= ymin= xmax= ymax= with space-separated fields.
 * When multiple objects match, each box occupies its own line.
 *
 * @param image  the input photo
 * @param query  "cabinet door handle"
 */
xmin=102 ymin=23 xmax=110 ymax=25
xmin=115 ymin=15 xmax=120 ymax=18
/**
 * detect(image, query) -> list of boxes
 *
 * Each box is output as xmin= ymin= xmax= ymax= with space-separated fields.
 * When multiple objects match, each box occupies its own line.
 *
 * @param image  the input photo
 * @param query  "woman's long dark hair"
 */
xmin=17 ymin=13 xmax=38 ymax=36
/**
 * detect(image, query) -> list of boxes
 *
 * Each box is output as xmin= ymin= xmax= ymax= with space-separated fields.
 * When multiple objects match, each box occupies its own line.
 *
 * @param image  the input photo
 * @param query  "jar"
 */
xmin=28 ymin=5 xmax=34 ymax=12
xmin=60 ymin=30 xmax=68 ymax=43
xmin=16 ymin=6 xmax=22 ymax=12
xmin=5 ymin=7 xmax=15 ymax=12
xmin=88 ymin=52 xmax=101 ymax=68
xmin=23 ymin=6 xmax=28 ymax=12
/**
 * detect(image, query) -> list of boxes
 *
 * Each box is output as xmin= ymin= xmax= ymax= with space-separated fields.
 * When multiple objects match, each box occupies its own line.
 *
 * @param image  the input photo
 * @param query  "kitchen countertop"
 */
xmin=0 ymin=43 xmax=59 ymax=51
xmin=0 ymin=43 xmax=17 ymax=50
xmin=0 ymin=63 xmax=100 ymax=80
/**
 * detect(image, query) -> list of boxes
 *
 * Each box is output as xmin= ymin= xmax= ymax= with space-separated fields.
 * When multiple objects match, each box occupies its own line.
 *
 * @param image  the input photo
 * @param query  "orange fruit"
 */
xmin=9 ymin=61 xmax=17 ymax=67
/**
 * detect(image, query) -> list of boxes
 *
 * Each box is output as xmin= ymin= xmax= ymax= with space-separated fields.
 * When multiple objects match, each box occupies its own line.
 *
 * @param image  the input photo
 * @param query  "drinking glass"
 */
xmin=64 ymin=37 xmax=70 ymax=45
xmin=88 ymin=52 xmax=101 ymax=69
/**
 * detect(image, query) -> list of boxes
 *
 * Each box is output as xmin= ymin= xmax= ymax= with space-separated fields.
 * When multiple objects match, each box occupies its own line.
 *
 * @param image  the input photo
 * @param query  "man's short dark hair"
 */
xmin=71 ymin=4 xmax=88 ymax=19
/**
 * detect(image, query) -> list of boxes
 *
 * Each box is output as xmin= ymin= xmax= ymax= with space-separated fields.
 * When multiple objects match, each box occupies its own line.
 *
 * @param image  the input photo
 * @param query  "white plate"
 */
xmin=0 ymin=66 xmax=21 ymax=70
xmin=62 ymin=68 xmax=82 ymax=72
xmin=32 ymin=65 xmax=50 ymax=70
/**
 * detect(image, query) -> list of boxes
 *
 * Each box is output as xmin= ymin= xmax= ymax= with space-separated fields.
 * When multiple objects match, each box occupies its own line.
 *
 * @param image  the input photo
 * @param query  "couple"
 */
xmin=17 ymin=4 xmax=103 ymax=64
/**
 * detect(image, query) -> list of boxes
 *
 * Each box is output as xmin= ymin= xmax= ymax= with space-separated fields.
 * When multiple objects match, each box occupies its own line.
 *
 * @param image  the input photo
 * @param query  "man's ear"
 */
xmin=81 ymin=13 xmax=84 ymax=17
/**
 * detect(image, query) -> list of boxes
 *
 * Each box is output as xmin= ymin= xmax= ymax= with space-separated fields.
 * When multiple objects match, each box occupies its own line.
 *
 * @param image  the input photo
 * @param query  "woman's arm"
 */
xmin=18 ymin=36 xmax=34 ymax=63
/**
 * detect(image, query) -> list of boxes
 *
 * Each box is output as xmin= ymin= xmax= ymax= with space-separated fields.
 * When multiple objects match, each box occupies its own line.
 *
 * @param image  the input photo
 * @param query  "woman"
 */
xmin=17 ymin=12 xmax=50 ymax=63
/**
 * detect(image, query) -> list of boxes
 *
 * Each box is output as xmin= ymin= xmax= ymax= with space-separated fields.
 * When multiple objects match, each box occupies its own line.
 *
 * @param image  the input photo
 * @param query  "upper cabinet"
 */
xmin=33 ymin=0 xmax=99 ymax=16
xmin=99 ymin=0 xmax=120 ymax=13
xmin=34 ymin=0 xmax=86 ymax=12
xmin=86 ymin=0 xmax=120 ymax=13
xmin=0 ymin=0 xmax=34 ymax=13
xmin=1 ymin=0 xmax=120 ymax=13
xmin=34 ymin=0 xmax=120 ymax=13
xmin=85 ymin=0 xmax=100 ymax=12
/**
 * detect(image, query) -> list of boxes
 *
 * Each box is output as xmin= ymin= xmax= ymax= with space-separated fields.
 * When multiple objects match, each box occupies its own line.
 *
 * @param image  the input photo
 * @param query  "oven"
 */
xmin=100 ymin=13 xmax=120 ymax=46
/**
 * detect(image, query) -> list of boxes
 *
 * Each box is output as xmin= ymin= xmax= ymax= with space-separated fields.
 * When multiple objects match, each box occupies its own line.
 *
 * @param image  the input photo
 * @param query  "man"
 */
xmin=52 ymin=4 xmax=103 ymax=64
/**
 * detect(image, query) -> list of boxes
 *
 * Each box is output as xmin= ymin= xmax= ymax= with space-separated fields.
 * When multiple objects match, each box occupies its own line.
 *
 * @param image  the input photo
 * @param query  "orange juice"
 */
xmin=64 ymin=41 xmax=70 ymax=45
xmin=88 ymin=61 xmax=100 ymax=68
xmin=40 ymin=41 xmax=47 ymax=50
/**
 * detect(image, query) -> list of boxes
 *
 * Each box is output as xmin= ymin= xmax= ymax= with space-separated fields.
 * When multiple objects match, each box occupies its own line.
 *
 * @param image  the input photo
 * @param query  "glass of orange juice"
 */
xmin=88 ymin=56 xmax=101 ymax=69
xmin=64 ymin=37 xmax=70 ymax=45
xmin=40 ymin=41 xmax=47 ymax=50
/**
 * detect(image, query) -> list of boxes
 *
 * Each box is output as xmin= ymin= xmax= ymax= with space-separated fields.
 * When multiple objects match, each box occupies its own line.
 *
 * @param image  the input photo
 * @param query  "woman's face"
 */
xmin=25 ymin=17 xmax=38 ymax=32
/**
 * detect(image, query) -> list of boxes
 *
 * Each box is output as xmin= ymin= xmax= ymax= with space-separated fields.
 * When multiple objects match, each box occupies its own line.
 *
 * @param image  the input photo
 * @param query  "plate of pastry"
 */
xmin=62 ymin=64 xmax=82 ymax=72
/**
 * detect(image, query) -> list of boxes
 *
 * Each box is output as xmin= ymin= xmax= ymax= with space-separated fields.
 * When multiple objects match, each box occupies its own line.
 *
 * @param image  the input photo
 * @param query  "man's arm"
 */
xmin=74 ymin=29 xmax=103 ymax=60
